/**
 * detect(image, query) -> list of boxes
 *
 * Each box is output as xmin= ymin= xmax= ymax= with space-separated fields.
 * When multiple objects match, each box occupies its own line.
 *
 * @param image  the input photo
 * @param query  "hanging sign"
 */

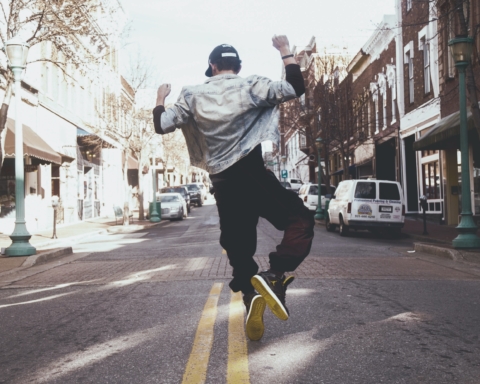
xmin=24 ymin=165 xmax=38 ymax=173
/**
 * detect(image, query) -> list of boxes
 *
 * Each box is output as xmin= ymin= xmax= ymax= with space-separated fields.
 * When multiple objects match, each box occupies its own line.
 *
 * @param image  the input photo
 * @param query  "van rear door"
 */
xmin=350 ymin=181 xmax=378 ymax=222
xmin=377 ymin=182 xmax=403 ymax=224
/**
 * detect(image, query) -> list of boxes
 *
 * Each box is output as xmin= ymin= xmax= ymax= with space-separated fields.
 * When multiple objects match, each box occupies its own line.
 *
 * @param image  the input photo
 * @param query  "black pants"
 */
xmin=211 ymin=145 xmax=315 ymax=294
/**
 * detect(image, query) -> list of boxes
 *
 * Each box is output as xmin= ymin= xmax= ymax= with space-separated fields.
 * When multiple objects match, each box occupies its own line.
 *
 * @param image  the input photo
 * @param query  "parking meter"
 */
xmin=419 ymin=195 xmax=428 ymax=235
xmin=51 ymin=196 xmax=59 ymax=239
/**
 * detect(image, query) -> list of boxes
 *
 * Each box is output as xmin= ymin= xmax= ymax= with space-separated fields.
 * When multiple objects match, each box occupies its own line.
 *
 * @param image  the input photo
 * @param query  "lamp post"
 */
xmin=314 ymin=137 xmax=325 ymax=220
xmin=4 ymin=36 xmax=35 ymax=256
xmin=150 ymin=143 xmax=161 ymax=223
xmin=449 ymin=36 xmax=480 ymax=249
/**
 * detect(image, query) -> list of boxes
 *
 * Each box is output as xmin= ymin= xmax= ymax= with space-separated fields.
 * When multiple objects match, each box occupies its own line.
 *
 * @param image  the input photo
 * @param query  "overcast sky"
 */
xmin=120 ymin=0 xmax=396 ymax=106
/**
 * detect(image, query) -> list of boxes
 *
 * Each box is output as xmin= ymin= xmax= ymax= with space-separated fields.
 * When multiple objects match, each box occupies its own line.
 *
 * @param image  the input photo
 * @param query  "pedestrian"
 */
xmin=152 ymin=35 xmax=314 ymax=341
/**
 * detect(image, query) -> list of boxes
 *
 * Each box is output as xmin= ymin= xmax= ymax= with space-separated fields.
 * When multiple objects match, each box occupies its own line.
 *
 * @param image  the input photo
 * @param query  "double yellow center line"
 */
xmin=182 ymin=283 xmax=250 ymax=384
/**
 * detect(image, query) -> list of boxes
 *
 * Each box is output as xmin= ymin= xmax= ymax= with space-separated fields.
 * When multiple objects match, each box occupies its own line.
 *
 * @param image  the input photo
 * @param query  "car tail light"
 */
xmin=347 ymin=202 xmax=351 ymax=214
xmin=402 ymin=205 xmax=405 ymax=216
xmin=304 ymin=196 xmax=308 ymax=202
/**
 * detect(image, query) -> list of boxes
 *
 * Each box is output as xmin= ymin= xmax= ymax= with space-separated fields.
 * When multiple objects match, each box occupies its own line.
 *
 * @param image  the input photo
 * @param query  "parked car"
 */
xmin=157 ymin=193 xmax=187 ymax=220
xmin=280 ymin=181 xmax=292 ymax=190
xmin=298 ymin=183 xmax=336 ymax=213
xmin=160 ymin=186 xmax=191 ymax=213
xmin=287 ymin=178 xmax=303 ymax=192
xmin=193 ymin=182 xmax=208 ymax=201
xmin=183 ymin=184 xmax=203 ymax=206
xmin=326 ymin=179 xmax=405 ymax=236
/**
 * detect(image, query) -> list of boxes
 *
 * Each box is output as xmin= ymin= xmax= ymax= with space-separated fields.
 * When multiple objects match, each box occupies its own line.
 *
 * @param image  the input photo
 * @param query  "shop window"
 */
xmin=52 ymin=165 xmax=60 ymax=197
xmin=422 ymin=161 xmax=440 ymax=199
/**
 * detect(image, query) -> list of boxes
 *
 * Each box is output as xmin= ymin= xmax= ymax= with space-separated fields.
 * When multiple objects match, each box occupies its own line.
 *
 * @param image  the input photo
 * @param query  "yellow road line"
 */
xmin=182 ymin=282 xmax=223 ymax=384
xmin=227 ymin=291 xmax=250 ymax=384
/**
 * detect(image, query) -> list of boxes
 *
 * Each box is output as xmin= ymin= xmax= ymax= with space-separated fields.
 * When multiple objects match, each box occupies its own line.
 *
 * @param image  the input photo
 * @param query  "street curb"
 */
xmin=414 ymin=242 xmax=463 ymax=261
xmin=404 ymin=233 xmax=449 ymax=245
xmin=21 ymin=247 xmax=73 ymax=268
xmin=106 ymin=221 xmax=164 ymax=234
xmin=32 ymin=229 xmax=108 ymax=250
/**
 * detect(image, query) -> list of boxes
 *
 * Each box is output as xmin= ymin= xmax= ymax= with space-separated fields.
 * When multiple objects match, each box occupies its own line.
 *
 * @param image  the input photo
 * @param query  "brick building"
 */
xmin=412 ymin=0 xmax=480 ymax=225
xmin=319 ymin=16 xmax=400 ymax=188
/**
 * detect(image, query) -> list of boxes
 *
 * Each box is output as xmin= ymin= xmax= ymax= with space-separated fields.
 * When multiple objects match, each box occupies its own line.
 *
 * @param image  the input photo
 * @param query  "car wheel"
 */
xmin=326 ymin=215 xmax=336 ymax=232
xmin=187 ymin=204 xmax=191 ymax=213
xmin=339 ymin=216 xmax=349 ymax=237
xmin=179 ymin=209 xmax=184 ymax=220
xmin=198 ymin=198 xmax=203 ymax=207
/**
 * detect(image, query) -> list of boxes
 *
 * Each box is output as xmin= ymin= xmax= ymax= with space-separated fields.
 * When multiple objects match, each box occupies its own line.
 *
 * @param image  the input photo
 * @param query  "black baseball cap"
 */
xmin=205 ymin=44 xmax=240 ymax=77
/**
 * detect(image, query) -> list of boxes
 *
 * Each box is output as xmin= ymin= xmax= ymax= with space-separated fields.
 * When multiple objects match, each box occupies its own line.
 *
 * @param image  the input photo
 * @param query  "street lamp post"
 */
xmin=150 ymin=168 xmax=160 ymax=222
xmin=314 ymin=137 xmax=325 ymax=220
xmin=4 ymin=36 xmax=35 ymax=256
xmin=449 ymin=35 xmax=480 ymax=249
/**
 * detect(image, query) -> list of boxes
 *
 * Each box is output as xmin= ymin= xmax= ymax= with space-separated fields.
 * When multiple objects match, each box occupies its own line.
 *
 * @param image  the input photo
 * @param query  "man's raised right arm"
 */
xmin=153 ymin=83 xmax=171 ymax=134
xmin=153 ymin=84 xmax=191 ymax=134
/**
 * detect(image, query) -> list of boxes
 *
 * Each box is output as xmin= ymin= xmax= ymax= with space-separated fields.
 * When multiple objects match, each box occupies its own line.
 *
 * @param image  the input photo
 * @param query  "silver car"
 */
xmin=158 ymin=193 xmax=186 ymax=220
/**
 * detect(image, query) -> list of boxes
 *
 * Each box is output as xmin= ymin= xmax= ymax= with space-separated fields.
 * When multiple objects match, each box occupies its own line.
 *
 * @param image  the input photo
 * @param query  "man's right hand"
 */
xmin=156 ymin=83 xmax=171 ymax=107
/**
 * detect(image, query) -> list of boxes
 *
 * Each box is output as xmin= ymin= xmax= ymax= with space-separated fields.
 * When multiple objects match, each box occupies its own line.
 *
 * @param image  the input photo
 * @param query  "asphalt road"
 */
xmin=0 ymin=196 xmax=480 ymax=384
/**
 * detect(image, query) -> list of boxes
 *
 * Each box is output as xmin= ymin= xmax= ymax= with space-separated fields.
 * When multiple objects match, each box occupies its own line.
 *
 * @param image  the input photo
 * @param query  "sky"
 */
xmin=119 ymin=0 xmax=396 ymax=107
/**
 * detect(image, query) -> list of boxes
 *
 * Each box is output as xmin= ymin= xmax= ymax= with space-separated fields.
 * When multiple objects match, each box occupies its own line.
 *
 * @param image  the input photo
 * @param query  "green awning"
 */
xmin=413 ymin=110 xmax=477 ymax=151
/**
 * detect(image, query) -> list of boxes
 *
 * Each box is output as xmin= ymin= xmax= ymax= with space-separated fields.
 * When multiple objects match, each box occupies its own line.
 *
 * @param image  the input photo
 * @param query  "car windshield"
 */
xmin=162 ymin=188 xmax=183 ymax=195
xmin=160 ymin=195 xmax=179 ymax=202
xmin=186 ymin=185 xmax=199 ymax=191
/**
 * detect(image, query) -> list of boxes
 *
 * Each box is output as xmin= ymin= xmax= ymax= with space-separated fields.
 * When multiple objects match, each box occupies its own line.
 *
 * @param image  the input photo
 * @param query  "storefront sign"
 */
xmin=24 ymin=165 xmax=38 ymax=173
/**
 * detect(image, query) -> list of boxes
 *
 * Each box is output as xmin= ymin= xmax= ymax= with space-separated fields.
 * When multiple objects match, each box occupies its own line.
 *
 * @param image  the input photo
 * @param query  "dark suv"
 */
xmin=160 ymin=186 xmax=191 ymax=213
xmin=183 ymin=184 xmax=203 ymax=207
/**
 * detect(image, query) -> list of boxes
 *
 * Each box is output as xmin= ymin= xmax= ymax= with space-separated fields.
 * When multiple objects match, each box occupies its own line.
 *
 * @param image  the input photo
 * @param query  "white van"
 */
xmin=298 ymin=183 xmax=336 ymax=212
xmin=287 ymin=178 xmax=303 ymax=192
xmin=326 ymin=179 xmax=405 ymax=236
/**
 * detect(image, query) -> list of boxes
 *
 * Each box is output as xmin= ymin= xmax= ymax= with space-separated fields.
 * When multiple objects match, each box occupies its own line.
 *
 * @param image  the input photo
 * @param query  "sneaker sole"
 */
xmin=246 ymin=295 xmax=266 ymax=341
xmin=251 ymin=275 xmax=289 ymax=321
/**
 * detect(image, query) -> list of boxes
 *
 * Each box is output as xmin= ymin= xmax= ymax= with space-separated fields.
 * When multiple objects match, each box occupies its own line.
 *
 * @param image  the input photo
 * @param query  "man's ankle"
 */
xmin=267 ymin=269 xmax=285 ymax=279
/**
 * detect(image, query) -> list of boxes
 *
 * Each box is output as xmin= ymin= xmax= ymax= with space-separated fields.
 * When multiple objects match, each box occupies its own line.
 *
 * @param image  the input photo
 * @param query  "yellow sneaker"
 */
xmin=245 ymin=295 xmax=266 ymax=341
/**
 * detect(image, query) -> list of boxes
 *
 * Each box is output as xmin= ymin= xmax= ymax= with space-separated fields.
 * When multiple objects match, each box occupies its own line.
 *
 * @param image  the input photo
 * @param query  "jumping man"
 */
xmin=153 ymin=35 xmax=314 ymax=340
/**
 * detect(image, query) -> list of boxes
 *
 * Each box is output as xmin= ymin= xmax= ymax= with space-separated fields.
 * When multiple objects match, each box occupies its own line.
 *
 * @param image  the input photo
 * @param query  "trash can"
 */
xmin=149 ymin=201 xmax=161 ymax=219
xmin=325 ymin=199 xmax=330 ymax=213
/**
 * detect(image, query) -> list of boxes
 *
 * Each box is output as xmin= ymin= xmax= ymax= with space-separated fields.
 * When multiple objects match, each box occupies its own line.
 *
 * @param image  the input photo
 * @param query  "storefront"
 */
xmin=0 ymin=118 xmax=63 ymax=232
xmin=413 ymin=110 xmax=480 ymax=225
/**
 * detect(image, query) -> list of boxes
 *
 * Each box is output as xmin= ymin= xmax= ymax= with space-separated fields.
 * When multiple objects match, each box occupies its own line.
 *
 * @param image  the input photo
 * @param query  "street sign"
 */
xmin=281 ymin=170 xmax=288 ymax=178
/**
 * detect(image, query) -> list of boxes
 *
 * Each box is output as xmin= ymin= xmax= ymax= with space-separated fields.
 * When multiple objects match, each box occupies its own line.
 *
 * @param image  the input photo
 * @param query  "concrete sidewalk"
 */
xmin=402 ymin=216 xmax=480 ymax=264
xmin=0 ymin=215 xmax=163 ymax=274
xmin=316 ymin=215 xmax=480 ymax=264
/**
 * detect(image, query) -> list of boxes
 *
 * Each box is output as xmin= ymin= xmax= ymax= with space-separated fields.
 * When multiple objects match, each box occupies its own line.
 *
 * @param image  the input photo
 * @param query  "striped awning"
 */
xmin=5 ymin=118 xmax=62 ymax=164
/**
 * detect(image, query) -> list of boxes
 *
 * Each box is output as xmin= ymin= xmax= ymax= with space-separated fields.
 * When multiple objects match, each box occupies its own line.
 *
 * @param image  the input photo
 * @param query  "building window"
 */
xmin=422 ymin=37 xmax=431 ymax=94
xmin=407 ymin=51 xmax=414 ymax=103
xmin=407 ymin=0 xmax=412 ymax=11
xmin=447 ymin=15 xmax=455 ymax=78
xmin=422 ymin=161 xmax=440 ymax=199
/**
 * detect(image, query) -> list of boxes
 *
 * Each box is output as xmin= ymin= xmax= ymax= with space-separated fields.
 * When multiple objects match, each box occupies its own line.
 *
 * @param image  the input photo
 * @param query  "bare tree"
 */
xmin=158 ymin=128 xmax=190 ymax=186
xmin=0 ymin=0 xmax=122 ymax=171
